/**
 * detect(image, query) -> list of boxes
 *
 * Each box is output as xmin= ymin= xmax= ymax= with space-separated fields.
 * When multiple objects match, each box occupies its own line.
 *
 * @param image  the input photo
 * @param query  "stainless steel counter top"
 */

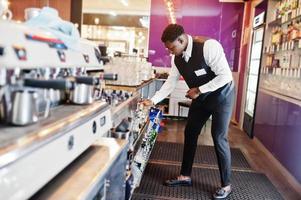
xmin=0 ymin=101 xmax=109 ymax=168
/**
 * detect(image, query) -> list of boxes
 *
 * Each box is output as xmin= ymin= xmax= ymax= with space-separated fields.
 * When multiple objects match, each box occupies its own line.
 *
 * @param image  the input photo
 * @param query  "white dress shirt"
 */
xmin=151 ymin=34 xmax=233 ymax=105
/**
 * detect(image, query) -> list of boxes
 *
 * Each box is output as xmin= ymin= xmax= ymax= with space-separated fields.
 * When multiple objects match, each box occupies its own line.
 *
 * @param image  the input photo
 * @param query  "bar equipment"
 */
xmin=0 ymin=20 xmax=113 ymax=199
xmin=24 ymin=8 xmax=41 ymax=21
xmin=11 ymin=89 xmax=39 ymax=125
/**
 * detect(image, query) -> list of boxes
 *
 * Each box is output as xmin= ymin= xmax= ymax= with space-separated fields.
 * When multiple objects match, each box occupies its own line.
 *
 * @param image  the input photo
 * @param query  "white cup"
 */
xmin=0 ymin=0 xmax=12 ymax=20
xmin=1 ymin=9 xmax=11 ymax=20
xmin=0 ymin=0 xmax=8 ymax=15
xmin=24 ymin=8 xmax=41 ymax=21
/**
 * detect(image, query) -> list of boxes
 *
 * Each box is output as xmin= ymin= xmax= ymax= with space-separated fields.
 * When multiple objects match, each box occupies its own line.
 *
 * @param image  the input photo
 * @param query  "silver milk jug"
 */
xmin=70 ymin=83 xmax=94 ymax=105
xmin=11 ymin=90 xmax=39 ymax=125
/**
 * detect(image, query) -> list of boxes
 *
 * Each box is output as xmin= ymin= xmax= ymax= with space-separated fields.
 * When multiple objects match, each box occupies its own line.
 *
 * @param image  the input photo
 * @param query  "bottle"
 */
xmin=296 ymin=20 xmax=301 ymax=41
xmin=275 ymin=2 xmax=281 ymax=20
xmin=292 ymin=0 xmax=298 ymax=9
xmin=149 ymin=128 xmax=157 ymax=144
xmin=282 ymin=27 xmax=288 ymax=50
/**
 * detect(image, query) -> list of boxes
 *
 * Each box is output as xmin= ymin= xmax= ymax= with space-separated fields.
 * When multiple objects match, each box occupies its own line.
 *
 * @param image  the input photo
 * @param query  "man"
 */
xmin=143 ymin=24 xmax=235 ymax=199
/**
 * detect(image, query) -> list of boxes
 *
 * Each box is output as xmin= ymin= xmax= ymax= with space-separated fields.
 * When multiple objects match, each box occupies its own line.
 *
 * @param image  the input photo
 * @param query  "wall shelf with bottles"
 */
xmin=260 ymin=0 xmax=301 ymax=102
xmin=268 ymin=18 xmax=282 ymax=27
xmin=268 ymin=10 xmax=301 ymax=27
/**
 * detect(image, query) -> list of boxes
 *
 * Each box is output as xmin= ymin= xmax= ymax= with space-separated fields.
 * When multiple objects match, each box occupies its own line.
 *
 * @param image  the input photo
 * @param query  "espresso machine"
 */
xmin=0 ymin=20 xmax=114 ymax=199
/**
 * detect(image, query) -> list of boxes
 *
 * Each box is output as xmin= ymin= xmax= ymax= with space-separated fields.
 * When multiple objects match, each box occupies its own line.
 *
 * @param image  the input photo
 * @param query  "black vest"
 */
xmin=174 ymin=40 xmax=233 ymax=105
xmin=174 ymin=41 xmax=216 ymax=88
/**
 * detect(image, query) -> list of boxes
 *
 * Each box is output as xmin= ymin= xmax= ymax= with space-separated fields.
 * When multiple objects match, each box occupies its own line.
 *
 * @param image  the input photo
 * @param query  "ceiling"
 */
xmin=83 ymin=0 xmax=151 ymax=16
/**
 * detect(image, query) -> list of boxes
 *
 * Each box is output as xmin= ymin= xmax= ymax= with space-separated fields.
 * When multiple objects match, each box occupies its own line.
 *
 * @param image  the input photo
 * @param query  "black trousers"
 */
xmin=180 ymin=86 xmax=235 ymax=187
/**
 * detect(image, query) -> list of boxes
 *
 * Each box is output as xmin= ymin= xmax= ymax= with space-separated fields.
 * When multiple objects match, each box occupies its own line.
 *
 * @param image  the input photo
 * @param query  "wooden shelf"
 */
xmin=268 ymin=18 xmax=281 ymax=27
xmin=282 ymin=14 xmax=301 ymax=26
xmin=268 ymin=15 xmax=301 ymax=27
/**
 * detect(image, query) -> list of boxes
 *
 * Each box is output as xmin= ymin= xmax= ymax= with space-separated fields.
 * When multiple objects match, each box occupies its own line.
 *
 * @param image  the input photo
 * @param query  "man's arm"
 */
xmin=150 ymin=57 xmax=180 ymax=105
xmin=199 ymin=39 xmax=233 ymax=93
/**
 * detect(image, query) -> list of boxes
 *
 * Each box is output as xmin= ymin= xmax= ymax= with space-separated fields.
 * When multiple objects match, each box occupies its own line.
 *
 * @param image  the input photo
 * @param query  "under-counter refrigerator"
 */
xmin=243 ymin=12 xmax=265 ymax=138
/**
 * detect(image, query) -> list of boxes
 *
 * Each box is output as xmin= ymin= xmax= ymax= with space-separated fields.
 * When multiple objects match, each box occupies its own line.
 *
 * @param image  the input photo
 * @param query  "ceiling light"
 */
xmin=164 ymin=0 xmax=177 ymax=24
xmin=139 ymin=16 xmax=149 ymax=28
xmin=112 ymin=26 xmax=126 ymax=30
xmin=94 ymin=17 xmax=100 ymax=25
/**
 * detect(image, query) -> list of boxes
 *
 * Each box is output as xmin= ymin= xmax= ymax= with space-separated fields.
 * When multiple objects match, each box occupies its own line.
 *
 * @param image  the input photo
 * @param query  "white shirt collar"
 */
xmin=182 ymin=34 xmax=193 ymax=62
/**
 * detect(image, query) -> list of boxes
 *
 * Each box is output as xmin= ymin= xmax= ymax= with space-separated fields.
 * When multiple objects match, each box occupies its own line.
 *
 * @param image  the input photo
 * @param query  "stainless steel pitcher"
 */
xmin=70 ymin=83 xmax=94 ymax=105
xmin=11 ymin=90 xmax=39 ymax=125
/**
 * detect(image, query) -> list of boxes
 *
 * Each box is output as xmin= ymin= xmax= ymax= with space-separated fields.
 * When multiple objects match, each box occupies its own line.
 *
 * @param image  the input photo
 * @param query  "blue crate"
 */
xmin=149 ymin=107 xmax=163 ymax=122
xmin=148 ymin=107 xmax=163 ymax=133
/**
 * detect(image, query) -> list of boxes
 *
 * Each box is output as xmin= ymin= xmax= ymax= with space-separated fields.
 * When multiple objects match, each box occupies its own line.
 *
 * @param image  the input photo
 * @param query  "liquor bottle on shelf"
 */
xmin=280 ymin=1 xmax=287 ymax=23
xmin=298 ymin=54 xmax=301 ymax=67
xmin=286 ymin=0 xmax=292 ymax=11
xmin=272 ymin=27 xmax=282 ymax=51
xmin=289 ymin=22 xmax=298 ymax=40
xmin=283 ymin=27 xmax=289 ymax=51
xmin=266 ymin=55 xmax=274 ymax=68
xmin=275 ymin=1 xmax=281 ymax=20
xmin=296 ymin=20 xmax=301 ymax=47
xmin=287 ymin=23 xmax=296 ymax=49
xmin=297 ymin=0 xmax=301 ymax=16
xmin=149 ymin=128 xmax=157 ymax=145
xmin=292 ymin=0 xmax=299 ymax=9
xmin=284 ymin=52 xmax=292 ymax=68
xmin=296 ymin=20 xmax=301 ymax=38
xmin=282 ymin=53 xmax=286 ymax=68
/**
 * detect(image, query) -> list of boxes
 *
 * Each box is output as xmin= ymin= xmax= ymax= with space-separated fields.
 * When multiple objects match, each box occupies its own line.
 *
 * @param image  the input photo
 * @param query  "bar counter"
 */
xmin=105 ymin=78 xmax=155 ymax=93
xmin=0 ymin=101 xmax=110 ymax=168
xmin=31 ymin=138 xmax=128 ymax=200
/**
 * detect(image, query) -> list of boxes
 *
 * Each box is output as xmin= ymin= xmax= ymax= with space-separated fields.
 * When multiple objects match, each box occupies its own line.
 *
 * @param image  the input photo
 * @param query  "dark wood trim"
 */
xmin=70 ymin=0 xmax=83 ymax=32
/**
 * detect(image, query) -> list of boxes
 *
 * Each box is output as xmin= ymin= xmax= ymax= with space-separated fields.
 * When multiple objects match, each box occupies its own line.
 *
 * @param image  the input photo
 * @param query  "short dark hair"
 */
xmin=161 ymin=24 xmax=184 ymax=43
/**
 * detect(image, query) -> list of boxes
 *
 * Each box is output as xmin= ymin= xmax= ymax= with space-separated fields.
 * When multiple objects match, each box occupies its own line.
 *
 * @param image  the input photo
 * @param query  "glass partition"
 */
xmin=81 ymin=0 xmax=151 ymax=57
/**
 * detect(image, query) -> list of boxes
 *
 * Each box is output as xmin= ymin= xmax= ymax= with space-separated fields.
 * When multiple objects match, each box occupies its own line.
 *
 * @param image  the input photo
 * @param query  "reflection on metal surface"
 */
xmin=0 ymin=102 xmax=108 ymax=168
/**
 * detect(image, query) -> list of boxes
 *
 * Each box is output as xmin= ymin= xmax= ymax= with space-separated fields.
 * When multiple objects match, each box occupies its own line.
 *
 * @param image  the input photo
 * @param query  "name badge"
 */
xmin=194 ymin=68 xmax=207 ymax=76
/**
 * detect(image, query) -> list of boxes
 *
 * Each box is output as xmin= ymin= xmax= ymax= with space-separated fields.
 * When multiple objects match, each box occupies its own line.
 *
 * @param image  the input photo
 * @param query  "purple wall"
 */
xmin=220 ymin=3 xmax=244 ymax=72
xmin=254 ymin=91 xmax=301 ymax=183
xmin=148 ymin=0 xmax=244 ymax=71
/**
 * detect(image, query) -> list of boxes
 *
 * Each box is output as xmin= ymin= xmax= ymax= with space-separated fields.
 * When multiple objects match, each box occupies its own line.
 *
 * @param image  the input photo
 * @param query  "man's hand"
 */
xmin=185 ymin=88 xmax=201 ymax=99
xmin=140 ymin=99 xmax=154 ymax=107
